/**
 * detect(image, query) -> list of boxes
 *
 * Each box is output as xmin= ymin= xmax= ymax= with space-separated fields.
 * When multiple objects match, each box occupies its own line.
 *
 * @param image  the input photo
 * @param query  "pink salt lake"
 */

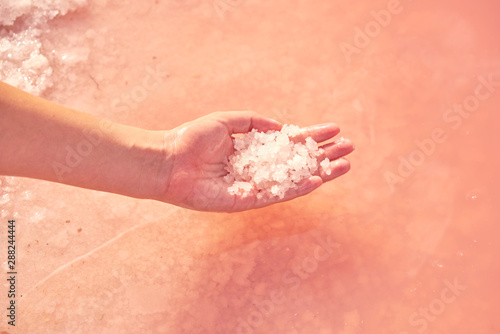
xmin=1 ymin=0 xmax=499 ymax=333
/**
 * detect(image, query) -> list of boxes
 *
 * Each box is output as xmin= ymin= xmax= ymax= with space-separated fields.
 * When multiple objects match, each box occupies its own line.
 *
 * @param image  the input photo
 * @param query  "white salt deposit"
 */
xmin=225 ymin=125 xmax=332 ymax=199
xmin=321 ymin=158 xmax=332 ymax=175
xmin=0 ymin=28 xmax=52 ymax=95
xmin=0 ymin=0 xmax=88 ymax=95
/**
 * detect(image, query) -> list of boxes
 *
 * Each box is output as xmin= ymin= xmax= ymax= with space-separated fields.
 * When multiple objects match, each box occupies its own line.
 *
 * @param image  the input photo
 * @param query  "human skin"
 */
xmin=0 ymin=81 xmax=354 ymax=212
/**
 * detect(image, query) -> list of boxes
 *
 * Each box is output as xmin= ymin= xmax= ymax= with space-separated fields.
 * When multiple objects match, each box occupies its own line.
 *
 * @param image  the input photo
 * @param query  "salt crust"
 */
xmin=0 ymin=0 xmax=88 ymax=95
xmin=225 ymin=125 xmax=332 ymax=199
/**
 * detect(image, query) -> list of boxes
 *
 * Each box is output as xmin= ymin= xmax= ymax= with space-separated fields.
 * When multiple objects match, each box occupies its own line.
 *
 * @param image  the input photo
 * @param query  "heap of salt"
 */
xmin=224 ymin=125 xmax=332 ymax=199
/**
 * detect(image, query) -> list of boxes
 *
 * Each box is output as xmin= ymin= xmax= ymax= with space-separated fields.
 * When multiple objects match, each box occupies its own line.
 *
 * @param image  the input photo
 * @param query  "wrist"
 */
xmin=114 ymin=126 xmax=175 ymax=201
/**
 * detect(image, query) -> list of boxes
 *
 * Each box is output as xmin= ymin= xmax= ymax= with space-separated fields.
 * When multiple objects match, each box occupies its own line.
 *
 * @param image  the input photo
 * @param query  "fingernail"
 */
xmin=336 ymin=158 xmax=350 ymax=169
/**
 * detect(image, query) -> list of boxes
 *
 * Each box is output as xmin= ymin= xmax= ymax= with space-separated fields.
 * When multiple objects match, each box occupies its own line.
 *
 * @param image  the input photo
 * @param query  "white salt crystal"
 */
xmin=225 ymin=124 xmax=326 ymax=200
xmin=276 ymin=133 xmax=289 ymax=146
xmin=320 ymin=158 xmax=332 ymax=175
xmin=282 ymin=124 xmax=301 ymax=136
xmin=271 ymin=185 xmax=280 ymax=196
xmin=227 ymin=181 xmax=253 ymax=197
xmin=305 ymin=137 xmax=318 ymax=151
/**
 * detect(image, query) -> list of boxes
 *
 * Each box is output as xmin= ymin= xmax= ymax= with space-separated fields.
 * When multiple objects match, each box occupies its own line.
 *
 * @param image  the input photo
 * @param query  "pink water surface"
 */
xmin=1 ymin=0 xmax=499 ymax=333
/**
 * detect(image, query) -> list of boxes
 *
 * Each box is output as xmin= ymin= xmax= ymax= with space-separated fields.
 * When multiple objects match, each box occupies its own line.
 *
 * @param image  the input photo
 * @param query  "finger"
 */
xmin=298 ymin=123 xmax=340 ymax=143
xmin=287 ymin=175 xmax=324 ymax=198
xmin=318 ymin=157 xmax=351 ymax=181
xmin=320 ymin=137 xmax=355 ymax=161
xmin=211 ymin=111 xmax=282 ymax=134
xmin=236 ymin=158 xmax=350 ymax=210
xmin=249 ymin=176 xmax=323 ymax=209
xmin=292 ymin=158 xmax=350 ymax=195
xmin=262 ymin=175 xmax=324 ymax=206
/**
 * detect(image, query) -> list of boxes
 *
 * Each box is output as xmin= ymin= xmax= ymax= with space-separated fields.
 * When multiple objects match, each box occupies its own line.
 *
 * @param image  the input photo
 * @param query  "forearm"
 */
xmin=0 ymin=82 xmax=168 ymax=199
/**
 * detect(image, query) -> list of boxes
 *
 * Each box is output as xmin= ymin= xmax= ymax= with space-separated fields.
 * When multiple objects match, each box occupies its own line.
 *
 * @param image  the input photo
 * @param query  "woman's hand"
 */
xmin=155 ymin=111 xmax=354 ymax=212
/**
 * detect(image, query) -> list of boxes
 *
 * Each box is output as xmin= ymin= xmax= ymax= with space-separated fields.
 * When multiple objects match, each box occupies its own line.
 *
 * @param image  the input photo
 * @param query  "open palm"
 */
xmin=158 ymin=112 xmax=354 ymax=212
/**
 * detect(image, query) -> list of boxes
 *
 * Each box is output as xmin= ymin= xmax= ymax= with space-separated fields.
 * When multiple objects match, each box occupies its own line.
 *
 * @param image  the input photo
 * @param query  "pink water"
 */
xmin=1 ymin=0 xmax=499 ymax=333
